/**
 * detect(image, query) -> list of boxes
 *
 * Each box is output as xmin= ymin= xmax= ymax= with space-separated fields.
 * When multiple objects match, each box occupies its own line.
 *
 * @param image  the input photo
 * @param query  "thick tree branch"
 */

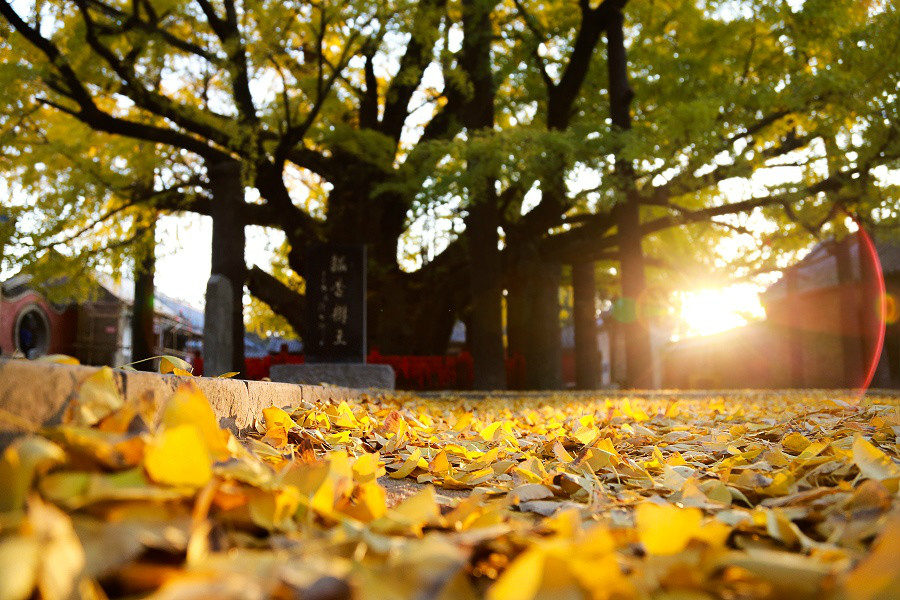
xmin=82 ymin=0 xmax=219 ymax=63
xmin=285 ymin=146 xmax=342 ymax=181
xmin=360 ymin=49 xmax=380 ymax=129
xmin=511 ymin=0 xmax=554 ymax=91
xmin=73 ymin=0 xmax=239 ymax=151
xmin=547 ymin=0 xmax=624 ymax=129
xmin=380 ymin=0 xmax=446 ymax=142
xmin=0 ymin=1 xmax=233 ymax=160
xmin=246 ymin=265 xmax=306 ymax=337
xmin=544 ymin=170 xmax=853 ymax=264
xmin=194 ymin=0 xmax=257 ymax=127
xmin=252 ymin=163 xmax=322 ymax=241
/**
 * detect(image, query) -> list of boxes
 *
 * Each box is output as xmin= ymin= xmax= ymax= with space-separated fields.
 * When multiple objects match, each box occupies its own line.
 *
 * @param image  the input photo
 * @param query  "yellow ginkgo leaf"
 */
xmin=0 ymin=534 xmax=40 ymax=600
xmin=261 ymin=425 xmax=288 ymax=449
xmin=844 ymin=513 xmax=900 ymax=600
xmin=332 ymin=402 xmax=360 ymax=428
xmin=159 ymin=355 xmax=193 ymax=375
xmin=337 ymin=480 xmax=387 ymax=522
xmin=480 ymin=422 xmax=502 ymax=442
xmin=428 ymin=449 xmax=451 ymax=474
xmin=486 ymin=548 xmax=544 ymax=600
xmin=353 ymin=452 xmax=382 ymax=483
xmin=667 ymin=451 xmax=687 ymax=466
xmin=248 ymin=486 xmax=301 ymax=531
xmin=552 ymin=441 xmax=574 ymax=463
xmin=782 ymin=432 xmax=812 ymax=453
xmin=161 ymin=383 xmax=230 ymax=460
xmin=452 ymin=412 xmax=474 ymax=432
xmin=67 ymin=367 xmax=122 ymax=426
xmin=144 ymin=425 xmax=212 ymax=487
xmin=388 ymin=485 xmax=440 ymax=530
xmin=28 ymin=498 xmax=86 ymax=600
xmin=852 ymin=436 xmax=900 ymax=481
xmin=36 ymin=354 xmax=80 ymax=365
xmin=571 ymin=425 xmax=598 ymax=446
xmin=636 ymin=503 xmax=703 ymax=555
xmin=262 ymin=406 xmax=298 ymax=431
xmin=390 ymin=448 xmax=422 ymax=479
xmin=0 ymin=436 xmax=66 ymax=511
xmin=797 ymin=441 xmax=829 ymax=460
xmin=309 ymin=475 xmax=336 ymax=517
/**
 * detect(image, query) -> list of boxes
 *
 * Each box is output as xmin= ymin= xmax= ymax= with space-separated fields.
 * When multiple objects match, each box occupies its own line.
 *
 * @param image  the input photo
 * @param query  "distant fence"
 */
xmin=191 ymin=349 xmax=538 ymax=390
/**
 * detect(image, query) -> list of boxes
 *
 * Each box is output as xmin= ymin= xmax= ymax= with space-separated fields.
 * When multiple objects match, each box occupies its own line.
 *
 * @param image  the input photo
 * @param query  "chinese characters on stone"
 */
xmin=305 ymin=244 xmax=366 ymax=362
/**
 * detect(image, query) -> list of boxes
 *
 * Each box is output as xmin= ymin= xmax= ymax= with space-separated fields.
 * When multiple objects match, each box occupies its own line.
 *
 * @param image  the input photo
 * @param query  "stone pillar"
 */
xmin=207 ymin=160 xmax=246 ymax=374
xmin=203 ymin=275 xmax=233 ymax=378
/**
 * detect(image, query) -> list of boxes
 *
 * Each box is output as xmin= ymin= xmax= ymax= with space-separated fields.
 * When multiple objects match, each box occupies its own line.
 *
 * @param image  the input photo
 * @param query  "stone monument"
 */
xmin=269 ymin=244 xmax=395 ymax=390
xmin=203 ymin=274 xmax=233 ymax=378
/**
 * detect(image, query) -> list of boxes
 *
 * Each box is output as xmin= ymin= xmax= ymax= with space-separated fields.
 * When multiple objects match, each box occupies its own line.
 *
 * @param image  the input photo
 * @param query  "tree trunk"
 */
xmin=246 ymin=242 xmax=464 ymax=357
xmin=208 ymin=160 xmax=246 ymax=373
xmin=617 ymin=196 xmax=653 ymax=388
xmin=466 ymin=202 xmax=506 ymax=389
xmin=462 ymin=0 xmax=505 ymax=389
xmin=324 ymin=154 xmax=441 ymax=356
xmin=506 ymin=276 xmax=527 ymax=361
xmin=507 ymin=252 xmax=563 ymax=390
xmin=527 ymin=258 xmax=563 ymax=389
xmin=607 ymin=6 xmax=653 ymax=388
xmin=370 ymin=266 xmax=460 ymax=355
xmin=131 ymin=216 xmax=156 ymax=370
xmin=573 ymin=260 xmax=601 ymax=389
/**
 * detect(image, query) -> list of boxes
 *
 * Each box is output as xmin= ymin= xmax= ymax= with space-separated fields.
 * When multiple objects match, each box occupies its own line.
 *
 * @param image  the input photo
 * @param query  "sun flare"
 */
xmin=678 ymin=284 xmax=766 ymax=338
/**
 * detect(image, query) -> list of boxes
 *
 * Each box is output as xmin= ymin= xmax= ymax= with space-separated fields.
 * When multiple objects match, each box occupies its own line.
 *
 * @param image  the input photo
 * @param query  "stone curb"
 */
xmin=0 ymin=358 xmax=360 ymax=449
xmin=270 ymin=363 xmax=396 ymax=390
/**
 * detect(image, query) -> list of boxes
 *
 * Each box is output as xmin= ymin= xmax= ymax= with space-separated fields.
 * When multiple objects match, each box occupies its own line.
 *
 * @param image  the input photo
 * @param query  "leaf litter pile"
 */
xmin=2 ymin=369 xmax=899 ymax=600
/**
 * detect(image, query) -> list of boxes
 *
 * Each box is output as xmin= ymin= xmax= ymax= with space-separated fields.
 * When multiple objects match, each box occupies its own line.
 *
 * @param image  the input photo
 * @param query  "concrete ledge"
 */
xmin=0 ymin=358 xmax=359 ymax=449
xmin=270 ymin=363 xmax=396 ymax=390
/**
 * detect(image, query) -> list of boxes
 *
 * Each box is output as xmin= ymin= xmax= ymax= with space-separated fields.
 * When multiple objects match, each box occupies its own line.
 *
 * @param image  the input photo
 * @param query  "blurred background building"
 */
xmin=663 ymin=234 xmax=900 ymax=390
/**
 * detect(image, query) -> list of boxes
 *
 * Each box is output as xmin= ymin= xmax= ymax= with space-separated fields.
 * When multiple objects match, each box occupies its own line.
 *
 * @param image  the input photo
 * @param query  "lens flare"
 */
xmin=882 ymin=293 xmax=898 ymax=325
xmin=856 ymin=224 xmax=886 ymax=394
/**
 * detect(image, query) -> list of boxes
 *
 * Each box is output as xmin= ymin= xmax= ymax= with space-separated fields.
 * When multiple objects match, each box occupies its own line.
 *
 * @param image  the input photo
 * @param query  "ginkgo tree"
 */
xmin=2 ymin=0 xmax=897 ymax=388
xmin=542 ymin=0 xmax=900 ymax=387
xmin=0 ymin=35 xmax=208 ymax=367
xmin=0 ymin=112 xmax=193 ymax=366
xmin=411 ymin=0 xmax=900 ymax=388
xmin=0 ymin=0 xmax=459 ymax=370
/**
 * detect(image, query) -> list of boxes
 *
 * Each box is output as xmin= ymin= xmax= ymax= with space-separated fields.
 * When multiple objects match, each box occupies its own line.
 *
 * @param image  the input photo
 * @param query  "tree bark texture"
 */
xmin=526 ymin=259 xmax=563 ymax=390
xmin=466 ymin=202 xmax=507 ymax=389
xmin=462 ymin=0 xmax=506 ymax=389
xmin=572 ymin=260 xmax=602 ymax=389
xmin=131 ymin=217 xmax=156 ymax=370
xmin=607 ymin=5 xmax=653 ymax=388
xmin=506 ymin=251 xmax=563 ymax=390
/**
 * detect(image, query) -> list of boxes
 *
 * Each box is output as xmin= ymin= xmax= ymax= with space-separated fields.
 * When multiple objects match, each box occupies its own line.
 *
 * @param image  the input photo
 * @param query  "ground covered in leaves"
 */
xmin=2 ymin=370 xmax=899 ymax=599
